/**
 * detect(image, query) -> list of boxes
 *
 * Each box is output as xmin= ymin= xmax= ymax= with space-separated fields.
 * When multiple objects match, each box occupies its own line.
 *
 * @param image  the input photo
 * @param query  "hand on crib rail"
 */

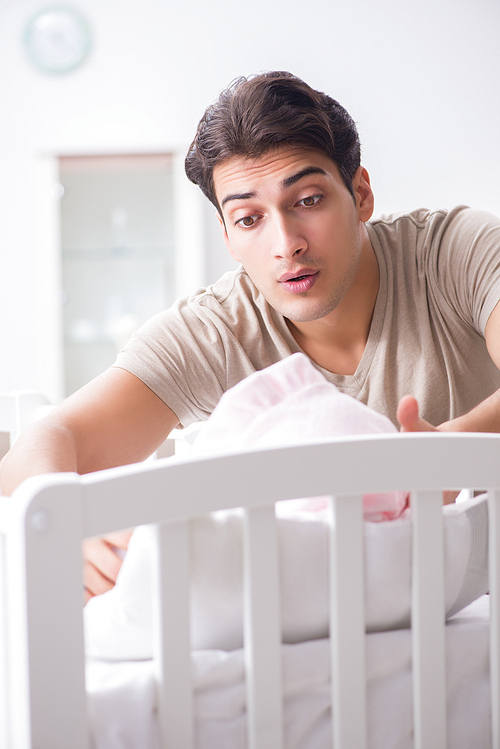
xmin=83 ymin=529 xmax=133 ymax=604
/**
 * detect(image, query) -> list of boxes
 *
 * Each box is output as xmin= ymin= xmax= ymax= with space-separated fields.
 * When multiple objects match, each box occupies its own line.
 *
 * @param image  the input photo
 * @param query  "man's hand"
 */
xmin=83 ymin=529 xmax=134 ymax=604
xmin=396 ymin=395 xmax=457 ymax=503
xmin=396 ymin=395 xmax=438 ymax=433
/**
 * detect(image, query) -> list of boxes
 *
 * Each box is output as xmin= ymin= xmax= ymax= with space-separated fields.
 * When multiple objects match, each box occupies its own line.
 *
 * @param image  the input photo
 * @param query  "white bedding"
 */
xmin=86 ymin=596 xmax=491 ymax=749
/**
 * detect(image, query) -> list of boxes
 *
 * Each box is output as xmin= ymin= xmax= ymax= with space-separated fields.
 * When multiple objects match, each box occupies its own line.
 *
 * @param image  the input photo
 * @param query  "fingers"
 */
xmin=83 ymin=558 xmax=116 ymax=601
xmin=396 ymin=395 xmax=436 ymax=432
xmin=104 ymin=528 xmax=134 ymax=550
xmin=83 ymin=534 xmax=130 ymax=602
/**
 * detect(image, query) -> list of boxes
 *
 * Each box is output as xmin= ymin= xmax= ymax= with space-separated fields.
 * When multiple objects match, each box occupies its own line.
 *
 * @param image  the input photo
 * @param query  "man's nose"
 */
xmin=272 ymin=214 xmax=307 ymax=259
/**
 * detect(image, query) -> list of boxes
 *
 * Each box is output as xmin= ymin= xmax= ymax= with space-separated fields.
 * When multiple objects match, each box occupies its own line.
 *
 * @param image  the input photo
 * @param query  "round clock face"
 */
xmin=23 ymin=6 xmax=92 ymax=74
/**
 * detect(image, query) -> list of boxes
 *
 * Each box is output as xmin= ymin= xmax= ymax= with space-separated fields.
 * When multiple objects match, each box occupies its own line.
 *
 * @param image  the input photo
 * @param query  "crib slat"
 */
xmin=411 ymin=490 xmax=447 ymax=749
xmin=243 ymin=505 xmax=284 ymax=749
xmin=329 ymin=494 xmax=367 ymax=749
xmin=488 ymin=489 xmax=500 ymax=748
xmin=152 ymin=520 xmax=193 ymax=749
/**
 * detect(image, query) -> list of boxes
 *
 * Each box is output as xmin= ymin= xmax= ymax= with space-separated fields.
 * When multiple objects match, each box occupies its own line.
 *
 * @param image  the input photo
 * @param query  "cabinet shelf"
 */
xmin=62 ymin=246 xmax=174 ymax=261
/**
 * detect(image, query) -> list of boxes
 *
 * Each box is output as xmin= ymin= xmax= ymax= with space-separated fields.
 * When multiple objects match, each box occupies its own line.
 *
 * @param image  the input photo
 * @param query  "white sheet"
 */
xmin=86 ymin=596 xmax=492 ymax=749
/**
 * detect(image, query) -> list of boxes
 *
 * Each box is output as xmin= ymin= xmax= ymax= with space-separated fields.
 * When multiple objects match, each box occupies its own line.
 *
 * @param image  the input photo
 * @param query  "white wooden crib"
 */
xmin=1 ymin=390 xmax=500 ymax=749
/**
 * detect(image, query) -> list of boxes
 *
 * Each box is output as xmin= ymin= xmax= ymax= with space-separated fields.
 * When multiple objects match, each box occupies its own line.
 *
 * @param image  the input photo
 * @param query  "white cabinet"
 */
xmin=36 ymin=151 xmax=206 ymax=401
xmin=60 ymin=154 xmax=177 ymax=395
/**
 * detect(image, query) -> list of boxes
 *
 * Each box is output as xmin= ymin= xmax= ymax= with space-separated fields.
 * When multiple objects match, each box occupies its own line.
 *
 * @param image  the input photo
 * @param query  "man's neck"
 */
xmin=286 ymin=229 xmax=379 ymax=376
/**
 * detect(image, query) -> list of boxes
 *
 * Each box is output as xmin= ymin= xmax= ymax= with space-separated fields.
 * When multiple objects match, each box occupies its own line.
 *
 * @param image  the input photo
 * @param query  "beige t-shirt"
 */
xmin=113 ymin=206 xmax=500 ymax=428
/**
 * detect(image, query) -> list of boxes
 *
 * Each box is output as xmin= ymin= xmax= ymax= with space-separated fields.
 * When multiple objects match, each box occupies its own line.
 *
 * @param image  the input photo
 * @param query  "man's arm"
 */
xmin=398 ymin=299 xmax=500 ymax=434
xmin=397 ymin=299 xmax=500 ymax=509
xmin=0 ymin=367 xmax=180 ymax=600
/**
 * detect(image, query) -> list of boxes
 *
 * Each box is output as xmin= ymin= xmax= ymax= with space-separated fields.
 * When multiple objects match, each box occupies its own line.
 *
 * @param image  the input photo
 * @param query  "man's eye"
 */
xmin=298 ymin=195 xmax=321 ymax=207
xmin=236 ymin=215 xmax=258 ymax=228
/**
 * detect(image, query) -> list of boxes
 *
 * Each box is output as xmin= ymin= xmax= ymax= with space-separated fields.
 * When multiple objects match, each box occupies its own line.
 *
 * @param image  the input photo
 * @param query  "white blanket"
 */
xmin=86 ymin=597 xmax=492 ymax=749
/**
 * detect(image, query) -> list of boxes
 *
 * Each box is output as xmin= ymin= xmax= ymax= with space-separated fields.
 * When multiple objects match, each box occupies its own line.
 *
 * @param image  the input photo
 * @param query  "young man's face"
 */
xmin=214 ymin=147 xmax=374 ymax=324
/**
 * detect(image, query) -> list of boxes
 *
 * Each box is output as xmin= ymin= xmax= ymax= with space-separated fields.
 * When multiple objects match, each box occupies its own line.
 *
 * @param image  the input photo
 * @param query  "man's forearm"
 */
xmin=0 ymin=420 xmax=78 ymax=497
xmin=438 ymin=387 xmax=500 ymax=433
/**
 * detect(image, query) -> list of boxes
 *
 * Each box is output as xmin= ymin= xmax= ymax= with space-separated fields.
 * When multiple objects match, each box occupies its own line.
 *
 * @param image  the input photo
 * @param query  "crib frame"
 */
xmin=1 ymin=391 xmax=500 ymax=749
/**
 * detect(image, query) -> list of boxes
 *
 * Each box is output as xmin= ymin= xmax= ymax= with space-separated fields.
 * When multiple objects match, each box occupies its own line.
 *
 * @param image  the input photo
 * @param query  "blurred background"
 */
xmin=0 ymin=0 xmax=499 ymax=402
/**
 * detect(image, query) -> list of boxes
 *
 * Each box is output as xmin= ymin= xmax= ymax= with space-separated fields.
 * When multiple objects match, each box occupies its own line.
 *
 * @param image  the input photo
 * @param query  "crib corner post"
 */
xmin=7 ymin=474 xmax=89 ymax=749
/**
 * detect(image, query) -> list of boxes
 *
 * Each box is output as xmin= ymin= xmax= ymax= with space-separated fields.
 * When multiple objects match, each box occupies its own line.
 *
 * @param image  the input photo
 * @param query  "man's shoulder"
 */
xmin=183 ymin=266 xmax=268 ymax=318
xmin=368 ymin=205 xmax=468 ymax=232
xmin=188 ymin=266 xmax=253 ymax=304
xmin=366 ymin=205 xmax=498 ymax=257
xmin=368 ymin=205 xmax=499 ymax=236
xmin=136 ymin=267 xmax=278 ymax=347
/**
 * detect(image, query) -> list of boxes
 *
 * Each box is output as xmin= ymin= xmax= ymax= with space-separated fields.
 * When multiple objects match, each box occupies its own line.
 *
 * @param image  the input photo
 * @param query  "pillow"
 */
xmin=84 ymin=355 xmax=489 ymax=657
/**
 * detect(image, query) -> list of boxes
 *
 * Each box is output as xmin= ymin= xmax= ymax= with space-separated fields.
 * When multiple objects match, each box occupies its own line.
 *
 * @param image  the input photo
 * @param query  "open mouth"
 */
xmin=279 ymin=271 xmax=318 ymax=294
xmin=280 ymin=269 xmax=317 ymax=283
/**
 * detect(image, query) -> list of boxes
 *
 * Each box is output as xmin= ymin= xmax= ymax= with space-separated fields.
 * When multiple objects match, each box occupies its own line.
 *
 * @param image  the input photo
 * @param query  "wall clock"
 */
xmin=23 ymin=6 xmax=93 ymax=74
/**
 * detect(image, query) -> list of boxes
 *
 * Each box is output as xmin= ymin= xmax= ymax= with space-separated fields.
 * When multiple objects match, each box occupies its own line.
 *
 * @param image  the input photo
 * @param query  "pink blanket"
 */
xmin=190 ymin=353 xmax=408 ymax=521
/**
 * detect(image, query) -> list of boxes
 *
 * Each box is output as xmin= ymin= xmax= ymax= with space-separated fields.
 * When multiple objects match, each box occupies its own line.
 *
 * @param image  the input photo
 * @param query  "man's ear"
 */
xmin=352 ymin=166 xmax=375 ymax=223
xmin=217 ymin=211 xmax=240 ymax=262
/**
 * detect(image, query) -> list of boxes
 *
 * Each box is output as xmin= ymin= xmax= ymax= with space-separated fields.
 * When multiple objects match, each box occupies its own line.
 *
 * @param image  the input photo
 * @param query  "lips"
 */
xmin=279 ymin=269 xmax=318 ymax=283
xmin=279 ymin=269 xmax=318 ymax=294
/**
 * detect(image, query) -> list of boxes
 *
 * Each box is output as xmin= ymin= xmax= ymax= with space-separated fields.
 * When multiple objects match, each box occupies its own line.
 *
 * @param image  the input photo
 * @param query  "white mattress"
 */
xmin=86 ymin=595 xmax=491 ymax=749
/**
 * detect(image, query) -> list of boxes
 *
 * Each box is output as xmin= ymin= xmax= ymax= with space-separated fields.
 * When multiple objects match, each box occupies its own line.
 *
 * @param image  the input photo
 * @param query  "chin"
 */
xmin=280 ymin=302 xmax=338 ymax=324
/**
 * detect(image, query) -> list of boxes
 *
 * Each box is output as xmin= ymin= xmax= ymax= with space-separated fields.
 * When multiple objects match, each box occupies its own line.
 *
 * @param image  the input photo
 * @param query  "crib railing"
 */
xmin=2 ymin=429 xmax=500 ymax=749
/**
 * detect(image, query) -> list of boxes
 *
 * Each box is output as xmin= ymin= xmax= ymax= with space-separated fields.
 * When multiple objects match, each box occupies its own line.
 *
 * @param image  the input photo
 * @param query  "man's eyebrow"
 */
xmin=281 ymin=166 xmax=328 ymax=190
xmin=220 ymin=166 xmax=327 ymax=209
xmin=221 ymin=191 xmax=255 ymax=208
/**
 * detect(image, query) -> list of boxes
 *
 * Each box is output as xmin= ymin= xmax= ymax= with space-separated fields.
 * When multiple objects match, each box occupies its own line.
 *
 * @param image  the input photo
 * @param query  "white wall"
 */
xmin=1 ymin=0 xmax=499 ymax=398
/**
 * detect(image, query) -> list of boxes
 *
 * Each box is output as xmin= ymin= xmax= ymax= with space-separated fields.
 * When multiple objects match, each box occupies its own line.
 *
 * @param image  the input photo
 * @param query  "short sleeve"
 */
xmin=110 ymin=270 xmax=296 ymax=426
xmin=112 ymin=300 xmax=229 ymax=426
xmin=431 ymin=207 xmax=500 ymax=335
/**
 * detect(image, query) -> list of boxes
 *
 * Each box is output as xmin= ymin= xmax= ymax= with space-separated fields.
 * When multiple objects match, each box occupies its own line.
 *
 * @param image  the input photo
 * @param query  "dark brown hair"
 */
xmin=185 ymin=71 xmax=361 ymax=212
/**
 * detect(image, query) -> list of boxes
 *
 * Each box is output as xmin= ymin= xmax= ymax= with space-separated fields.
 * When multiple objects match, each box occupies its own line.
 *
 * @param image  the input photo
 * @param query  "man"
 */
xmin=2 ymin=71 xmax=500 ymax=600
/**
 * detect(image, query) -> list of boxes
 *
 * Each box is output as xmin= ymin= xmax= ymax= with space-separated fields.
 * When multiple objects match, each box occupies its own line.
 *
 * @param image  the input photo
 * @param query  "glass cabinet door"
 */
xmin=59 ymin=154 xmax=175 ymax=396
